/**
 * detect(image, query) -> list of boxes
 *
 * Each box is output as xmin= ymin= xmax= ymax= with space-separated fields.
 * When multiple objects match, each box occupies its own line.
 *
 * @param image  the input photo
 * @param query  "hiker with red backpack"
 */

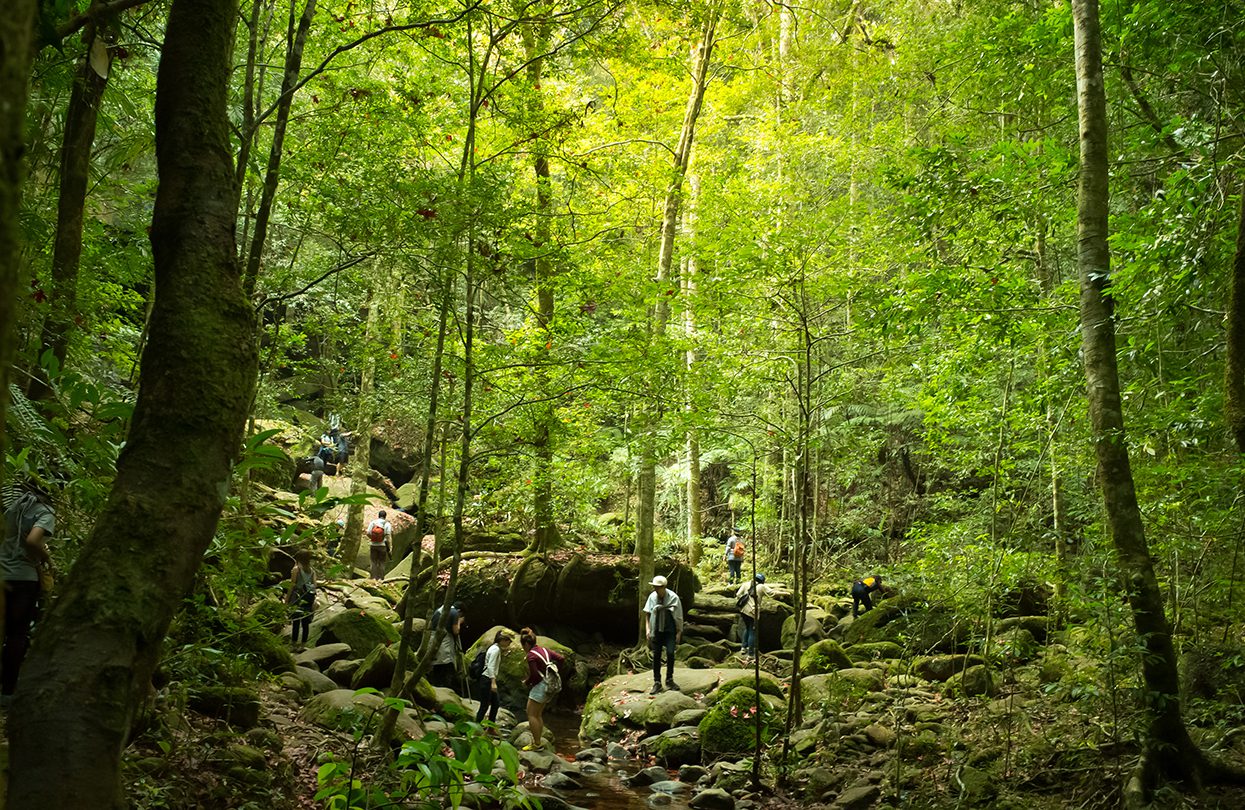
xmin=365 ymin=511 xmax=392 ymax=579
xmin=724 ymin=531 xmax=745 ymax=584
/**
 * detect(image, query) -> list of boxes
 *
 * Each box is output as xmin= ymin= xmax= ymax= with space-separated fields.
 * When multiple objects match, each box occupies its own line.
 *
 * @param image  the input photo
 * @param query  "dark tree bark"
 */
xmin=1225 ymin=183 xmax=1245 ymax=452
xmin=7 ymin=0 xmax=257 ymax=806
xmin=29 ymin=25 xmax=111 ymax=400
xmin=242 ymin=0 xmax=318 ymax=297
xmin=0 ymin=1 xmax=39 ymax=468
xmin=1072 ymin=0 xmax=1217 ymax=800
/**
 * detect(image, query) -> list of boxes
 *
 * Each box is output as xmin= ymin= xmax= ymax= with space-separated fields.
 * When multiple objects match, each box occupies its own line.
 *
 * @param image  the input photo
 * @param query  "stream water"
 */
xmin=537 ymin=711 xmax=692 ymax=810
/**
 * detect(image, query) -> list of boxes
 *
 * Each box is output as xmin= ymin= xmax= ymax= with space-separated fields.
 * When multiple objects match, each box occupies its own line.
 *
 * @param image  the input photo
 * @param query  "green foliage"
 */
xmin=698 ymin=685 xmax=780 ymax=756
xmin=314 ymin=708 xmax=540 ymax=810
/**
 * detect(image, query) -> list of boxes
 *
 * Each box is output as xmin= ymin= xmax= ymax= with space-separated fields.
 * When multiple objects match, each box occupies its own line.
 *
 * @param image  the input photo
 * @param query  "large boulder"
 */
xmin=842 ymin=593 xmax=969 ymax=653
xmin=640 ymin=727 xmax=702 ymax=767
xmin=782 ymin=609 xmax=828 ymax=649
xmin=310 ymin=604 xmax=400 ymax=656
xmin=580 ymin=668 xmax=768 ymax=740
xmin=800 ymin=639 xmax=853 ymax=675
xmin=301 ymin=689 xmax=423 ymax=737
xmin=912 ymin=654 xmax=986 ymax=683
xmin=801 ymin=670 xmax=883 ymax=712
xmin=697 ymin=686 xmax=781 ymax=756
xmin=945 ymin=664 xmax=998 ymax=697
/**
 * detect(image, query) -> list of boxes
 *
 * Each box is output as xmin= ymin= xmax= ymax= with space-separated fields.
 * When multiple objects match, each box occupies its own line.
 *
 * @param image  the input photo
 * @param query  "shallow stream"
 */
xmin=537 ymin=711 xmax=692 ymax=810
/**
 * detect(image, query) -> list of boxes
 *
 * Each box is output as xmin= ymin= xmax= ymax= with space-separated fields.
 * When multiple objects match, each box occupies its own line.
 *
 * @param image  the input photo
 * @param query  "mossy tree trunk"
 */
xmin=0 ymin=0 xmax=39 ymax=469
xmin=1072 ymin=0 xmax=1212 ymax=798
xmin=1225 ymin=181 xmax=1245 ymax=452
xmin=29 ymin=23 xmax=111 ymax=400
xmin=7 ymin=1 xmax=257 ymax=805
xmin=636 ymin=11 xmax=717 ymax=639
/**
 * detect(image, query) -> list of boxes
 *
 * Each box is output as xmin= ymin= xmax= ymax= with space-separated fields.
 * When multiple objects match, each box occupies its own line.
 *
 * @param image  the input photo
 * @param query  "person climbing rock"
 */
xmin=1 ymin=484 xmax=55 ymax=705
xmin=365 ymin=510 xmax=392 ymax=579
xmin=735 ymin=572 xmax=773 ymax=661
xmin=308 ymin=454 xmax=325 ymax=496
xmin=430 ymin=602 xmax=465 ymax=692
xmin=852 ymin=574 xmax=884 ymax=618
xmin=644 ymin=575 xmax=683 ymax=694
xmin=724 ymin=531 xmax=745 ymax=584
xmin=475 ymin=629 xmax=512 ymax=724
xmin=520 ymin=627 xmax=564 ymax=751
xmin=285 ymin=549 xmax=316 ymax=649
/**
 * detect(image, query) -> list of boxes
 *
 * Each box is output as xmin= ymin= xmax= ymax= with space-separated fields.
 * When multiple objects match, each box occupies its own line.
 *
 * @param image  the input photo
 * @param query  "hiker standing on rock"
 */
xmin=852 ymin=575 xmax=884 ymax=618
xmin=644 ymin=575 xmax=683 ymax=695
xmin=474 ymin=629 xmax=512 ymax=724
xmin=285 ymin=549 xmax=316 ymax=649
xmin=430 ymin=602 xmax=465 ymax=691
xmin=365 ymin=511 xmax=392 ymax=579
xmin=1 ymin=484 xmax=55 ymax=704
xmin=308 ymin=454 xmax=325 ymax=495
xmin=735 ymin=572 xmax=773 ymax=662
xmin=520 ymin=627 xmax=564 ymax=751
xmin=724 ymin=531 xmax=744 ymax=584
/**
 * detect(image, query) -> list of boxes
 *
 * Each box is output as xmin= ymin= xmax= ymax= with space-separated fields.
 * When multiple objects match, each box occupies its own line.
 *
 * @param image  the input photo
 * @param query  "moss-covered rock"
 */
xmin=945 ymin=664 xmax=998 ymax=697
xmin=640 ymin=727 xmax=702 ymax=767
xmin=301 ymin=689 xmax=422 ymax=738
xmin=912 ymin=654 xmax=986 ymax=682
xmin=697 ymin=686 xmax=780 ymax=755
xmin=781 ymin=610 xmax=828 ymax=648
xmin=188 ymin=686 xmax=262 ymax=728
xmin=310 ymin=605 xmax=400 ymax=657
xmin=995 ymin=615 xmax=1050 ymax=643
xmin=800 ymin=639 xmax=853 ymax=675
xmin=995 ymin=627 xmax=1038 ymax=663
xmin=351 ymin=644 xmax=402 ymax=690
xmin=644 ymin=690 xmax=701 ymax=731
xmin=801 ymin=672 xmax=872 ymax=713
xmin=843 ymin=593 xmax=969 ymax=653
xmin=707 ymin=673 xmax=784 ymax=705
xmin=235 ymin=626 xmax=295 ymax=674
xmin=846 ymin=641 xmax=903 ymax=662
xmin=1182 ymin=642 xmax=1245 ymax=705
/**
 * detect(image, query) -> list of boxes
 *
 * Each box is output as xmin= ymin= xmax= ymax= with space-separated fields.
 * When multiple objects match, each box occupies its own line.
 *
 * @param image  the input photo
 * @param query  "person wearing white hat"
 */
xmin=643 ymin=575 xmax=683 ymax=695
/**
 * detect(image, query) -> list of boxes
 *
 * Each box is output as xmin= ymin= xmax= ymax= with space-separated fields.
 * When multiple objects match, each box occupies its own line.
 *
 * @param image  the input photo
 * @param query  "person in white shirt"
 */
xmin=644 ymin=575 xmax=683 ymax=694
xmin=365 ymin=510 xmax=392 ymax=579
xmin=474 ymin=630 xmax=512 ymax=723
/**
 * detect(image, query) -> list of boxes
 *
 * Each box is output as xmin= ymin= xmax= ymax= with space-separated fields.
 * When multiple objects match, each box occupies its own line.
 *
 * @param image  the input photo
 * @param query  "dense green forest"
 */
xmin=3 ymin=0 xmax=1245 ymax=807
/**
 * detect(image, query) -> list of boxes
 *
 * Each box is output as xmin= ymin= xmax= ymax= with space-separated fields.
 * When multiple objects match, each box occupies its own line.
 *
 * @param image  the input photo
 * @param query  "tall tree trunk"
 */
xmin=636 ymin=11 xmax=717 ymax=638
xmin=1225 ymin=182 xmax=1245 ymax=452
xmin=684 ymin=174 xmax=702 ymax=566
xmin=29 ymin=25 xmax=111 ymax=400
xmin=1072 ymin=0 xmax=1212 ymax=798
xmin=339 ymin=281 xmax=379 ymax=568
xmin=524 ymin=19 xmax=560 ymax=554
xmin=0 ymin=0 xmax=39 ymax=471
xmin=7 ymin=1 xmax=256 ymax=805
xmin=242 ymin=0 xmax=317 ymax=297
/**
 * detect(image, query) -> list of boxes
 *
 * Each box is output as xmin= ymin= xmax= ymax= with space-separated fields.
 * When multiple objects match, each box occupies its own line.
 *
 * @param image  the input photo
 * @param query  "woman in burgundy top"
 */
xmin=520 ymin=627 xmax=565 ymax=751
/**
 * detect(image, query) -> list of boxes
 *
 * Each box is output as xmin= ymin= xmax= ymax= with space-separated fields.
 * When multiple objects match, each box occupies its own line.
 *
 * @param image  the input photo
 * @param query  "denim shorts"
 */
xmin=528 ymin=680 xmax=549 ymax=704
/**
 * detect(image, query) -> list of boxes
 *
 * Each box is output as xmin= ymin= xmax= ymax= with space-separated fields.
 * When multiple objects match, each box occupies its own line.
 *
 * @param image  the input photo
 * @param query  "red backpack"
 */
xmin=369 ymin=523 xmax=386 ymax=544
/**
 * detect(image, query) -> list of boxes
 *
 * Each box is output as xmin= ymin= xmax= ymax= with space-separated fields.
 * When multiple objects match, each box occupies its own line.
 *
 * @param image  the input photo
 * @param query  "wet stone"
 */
xmin=542 ymin=771 xmax=582 ymax=790
xmin=575 ymin=746 xmax=607 ymax=762
xmin=650 ymin=780 xmax=689 ymax=794
xmin=626 ymin=765 xmax=672 ymax=787
xmin=690 ymin=787 xmax=736 ymax=809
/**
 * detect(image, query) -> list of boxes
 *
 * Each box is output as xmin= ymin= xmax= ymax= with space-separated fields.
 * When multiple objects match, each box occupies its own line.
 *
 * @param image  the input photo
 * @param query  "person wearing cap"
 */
xmin=735 ymin=573 xmax=774 ymax=661
xmin=1 ymin=486 xmax=55 ymax=703
xmin=644 ymin=575 xmax=683 ymax=695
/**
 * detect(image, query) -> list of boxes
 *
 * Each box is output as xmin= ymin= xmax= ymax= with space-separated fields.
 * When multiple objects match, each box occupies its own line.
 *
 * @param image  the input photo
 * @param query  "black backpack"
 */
xmin=468 ymin=649 xmax=487 ymax=680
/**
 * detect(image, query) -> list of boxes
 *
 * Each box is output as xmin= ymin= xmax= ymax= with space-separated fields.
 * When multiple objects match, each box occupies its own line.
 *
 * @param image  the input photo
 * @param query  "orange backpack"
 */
xmin=733 ymin=540 xmax=745 ymax=559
